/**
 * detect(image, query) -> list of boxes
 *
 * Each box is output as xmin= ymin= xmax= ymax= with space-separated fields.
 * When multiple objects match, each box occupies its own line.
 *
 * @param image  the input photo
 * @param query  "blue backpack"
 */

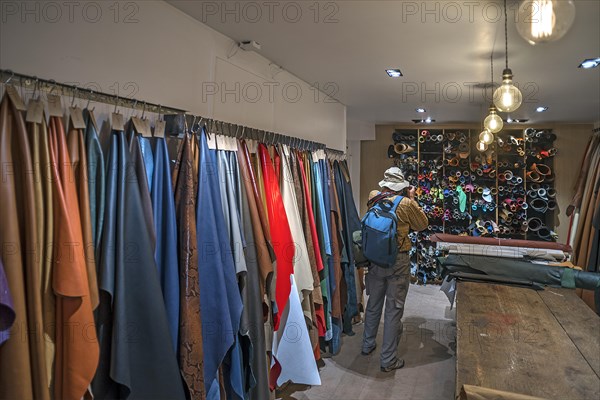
xmin=361 ymin=195 xmax=403 ymax=268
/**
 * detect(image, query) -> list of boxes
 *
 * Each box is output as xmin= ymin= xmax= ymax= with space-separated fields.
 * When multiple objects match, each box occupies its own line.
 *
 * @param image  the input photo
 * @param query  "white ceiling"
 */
xmin=169 ymin=0 xmax=600 ymax=128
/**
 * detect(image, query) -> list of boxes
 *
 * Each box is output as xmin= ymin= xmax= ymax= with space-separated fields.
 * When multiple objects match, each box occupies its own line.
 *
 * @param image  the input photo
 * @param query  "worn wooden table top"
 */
xmin=456 ymin=282 xmax=600 ymax=399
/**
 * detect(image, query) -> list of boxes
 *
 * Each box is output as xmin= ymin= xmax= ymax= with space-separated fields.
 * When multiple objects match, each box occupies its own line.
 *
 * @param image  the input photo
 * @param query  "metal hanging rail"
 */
xmin=0 ymin=68 xmax=345 ymax=155
xmin=0 ymin=69 xmax=186 ymax=115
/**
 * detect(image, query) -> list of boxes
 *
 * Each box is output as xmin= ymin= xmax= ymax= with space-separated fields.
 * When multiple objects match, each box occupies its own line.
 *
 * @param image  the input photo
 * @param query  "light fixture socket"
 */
xmin=502 ymin=68 xmax=513 ymax=80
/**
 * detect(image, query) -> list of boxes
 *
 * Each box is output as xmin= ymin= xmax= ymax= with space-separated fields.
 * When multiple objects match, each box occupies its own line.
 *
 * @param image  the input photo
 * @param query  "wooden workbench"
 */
xmin=456 ymin=282 xmax=600 ymax=399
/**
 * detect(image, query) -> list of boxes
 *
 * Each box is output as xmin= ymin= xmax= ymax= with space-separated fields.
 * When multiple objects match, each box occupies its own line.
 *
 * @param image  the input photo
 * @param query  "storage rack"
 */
xmin=390 ymin=128 xmax=557 ymax=284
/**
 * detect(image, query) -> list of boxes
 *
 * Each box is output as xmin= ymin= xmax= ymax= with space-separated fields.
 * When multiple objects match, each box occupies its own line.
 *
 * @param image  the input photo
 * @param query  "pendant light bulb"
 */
xmin=479 ymin=129 xmax=494 ymax=145
xmin=483 ymin=106 xmax=504 ymax=133
xmin=493 ymin=69 xmax=523 ymax=112
xmin=476 ymin=141 xmax=488 ymax=152
xmin=516 ymin=0 xmax=576 ymax=45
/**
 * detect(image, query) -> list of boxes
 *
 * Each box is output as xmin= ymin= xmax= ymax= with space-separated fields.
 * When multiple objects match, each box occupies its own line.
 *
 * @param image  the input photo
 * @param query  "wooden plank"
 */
xmin=456 ymin=282 xmax=600 ymax=400
xmin=538 ymin=288 xmax=600 ymax=378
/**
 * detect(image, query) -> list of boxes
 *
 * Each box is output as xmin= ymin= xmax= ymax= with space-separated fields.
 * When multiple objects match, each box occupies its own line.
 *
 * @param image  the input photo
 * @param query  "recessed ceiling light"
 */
xmin=386 ymin=69 xmax=403 ymax=78
xmin=536 ymin=106 xmax=548 ymax=112
xmin=416 ymin=108 xmax=426 ymax=113
xmin=514 ymin=119 xmax=529 ymax=123
xmin=506 ymin=117 xmax=513 ymax=123
xmin=412 ymin=118 xmax=435 ymax=124
xmin=578 ymin=58 xmax=600 ymax=69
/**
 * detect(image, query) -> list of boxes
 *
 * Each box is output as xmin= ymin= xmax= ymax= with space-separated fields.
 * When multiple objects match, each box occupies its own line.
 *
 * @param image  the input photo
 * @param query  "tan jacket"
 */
xmin=368 ymin=190 xmax=429 ymax=252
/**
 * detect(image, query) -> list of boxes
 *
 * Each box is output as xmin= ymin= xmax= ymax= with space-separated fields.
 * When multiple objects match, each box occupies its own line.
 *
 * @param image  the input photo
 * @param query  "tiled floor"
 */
xmin=277 ymin=284 xmax=457 ymax=400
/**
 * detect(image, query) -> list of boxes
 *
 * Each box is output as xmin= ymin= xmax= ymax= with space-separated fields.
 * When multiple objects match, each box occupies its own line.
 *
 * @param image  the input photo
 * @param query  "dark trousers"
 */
xmin=362 ymin=252 xmax=410 ymax=367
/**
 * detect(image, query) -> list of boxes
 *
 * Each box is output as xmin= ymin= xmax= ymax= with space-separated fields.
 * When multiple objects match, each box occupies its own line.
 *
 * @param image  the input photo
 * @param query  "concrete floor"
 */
xmin=277 ymin=284 xmax=457 ymax=400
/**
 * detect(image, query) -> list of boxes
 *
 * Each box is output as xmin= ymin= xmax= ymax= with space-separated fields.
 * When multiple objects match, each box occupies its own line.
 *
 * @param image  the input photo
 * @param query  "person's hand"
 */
xmin=408 ymin=186 xmax=416 ymax=200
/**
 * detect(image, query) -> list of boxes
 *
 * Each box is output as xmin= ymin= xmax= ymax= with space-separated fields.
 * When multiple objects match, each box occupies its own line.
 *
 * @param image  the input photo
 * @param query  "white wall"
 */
xmin=0 ymin=0 xmax=346 ymax=149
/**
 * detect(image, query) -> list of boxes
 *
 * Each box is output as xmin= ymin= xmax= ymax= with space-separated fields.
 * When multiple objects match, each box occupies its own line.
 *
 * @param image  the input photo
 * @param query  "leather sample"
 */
xmin=258 ymin=143 xmax=294 ymax=332
xmin=93 ymin=129 xmax=185 ymax=399
xmin=83 ymin=109 xmax=105 ymax=258
xmin=173 ymin=134 xmax=205 ymax=399
xmin=67 ymin=123 xmax=100 ymax=310
xmin=334 ymin=160 xmax=362 ymax=323
xmin=237 ymin=141 xmax=274 ymax=298
xmin=0 ymin=93 xmax=48 ymax=400
xmin=151 ymin=136 xmax=180 ymax=352
xmin=238 ymin=156 xmax=271 ymax=400
xmin=278 ymin=145 xmax=314 ymax=297
xmin=196 ymin=131 xmax=243 ymax=397
xmin=127 ymin=128 xmax=156 ymax=251
xmin=258 ymin=144 xmax=320 ymax=388
xmin=431 ymin=233 xmax=572 ymax=252
xmin=217 ymin=150 xmax=247 ymax=274
xmin=290 ymin=150 xmax=322 ymax=356
xmin=48 ymin=116 xmax=99 ymax=400
xmin=297 ymin=153 xmax=327 ymax=339
xmin=28 ymin=112 xmax=56 ymax=396
xmin=441 ymin=254 xmax=600 ymax=308
xmin=216 ymin=149 xmax=247 ymax=399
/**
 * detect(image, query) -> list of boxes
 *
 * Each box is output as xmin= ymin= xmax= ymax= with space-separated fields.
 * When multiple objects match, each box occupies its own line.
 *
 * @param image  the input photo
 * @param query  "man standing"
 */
xmin=361 ymin=167 xmax=428 ymax=372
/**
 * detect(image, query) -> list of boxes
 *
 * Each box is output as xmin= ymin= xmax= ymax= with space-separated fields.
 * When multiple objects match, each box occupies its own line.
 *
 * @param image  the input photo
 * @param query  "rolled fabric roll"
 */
xmin=530 ymin=198 xmax=548 ymax=213
xmin=537 ymin=188 xmax=547 ymax=199
xmin=537 ymin=226 xmax=552 ymax=241
xmin=547 ymin=199 xmax=557 ymax=210
xmin=527 ymin=170 xmax=541 ymax=182
xmin=533 ymin=163 xmax=551 ymax=176
xmin=527 ymin=217 xmax=543 ymax=232
xmin=394 ymin=143 xmax=415 ymax=155
xmin=547 ymin=188 xmax=556 ymax=198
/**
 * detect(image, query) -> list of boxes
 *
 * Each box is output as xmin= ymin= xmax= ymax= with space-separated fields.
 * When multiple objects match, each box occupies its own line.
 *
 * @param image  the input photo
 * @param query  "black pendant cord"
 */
xmin=490 ymin=52 xmax=494 ymax=102
xmin=504 ymin=0 xmax=509 ymax=70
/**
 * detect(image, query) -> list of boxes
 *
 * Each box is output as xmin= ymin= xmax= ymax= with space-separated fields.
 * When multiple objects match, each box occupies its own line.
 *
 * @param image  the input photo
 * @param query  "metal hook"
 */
xmin=191 ymin=115 xmax=198 ymax=134
xmin=33 ymin=77 xmax=40 ymax=100
xmin=141 ymin=101 xmax=146 ymax=119
xmin=157 ymin=104 xmax=162 ymax=121
xmin=86 ymin=89 xmax=94 ymax=109
xmin=2 ymin=70 xmax=14 ymax=84
xmin=48 ymin=80 xmax=58 ymax=95
xmin=114 ymin=95 xmax=119 ymax=113
xmin=71 ymin=86 xmax=78 ymax=107
xmin=132 ymin=99 xmax=138 ymax=115
xmin=183 ymin=113 xmax=189 ymax=135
